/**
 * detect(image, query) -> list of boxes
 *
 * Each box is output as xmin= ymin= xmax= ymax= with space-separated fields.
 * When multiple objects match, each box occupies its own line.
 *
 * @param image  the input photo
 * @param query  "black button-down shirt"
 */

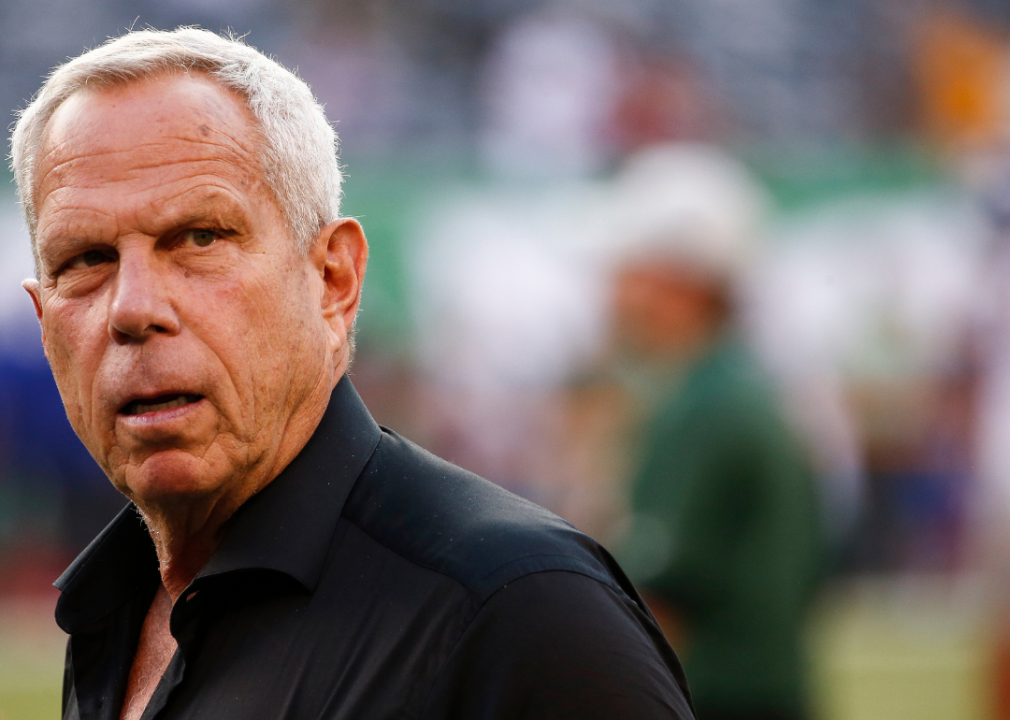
xmin=55 ymin=377 xmax=695 ymax=719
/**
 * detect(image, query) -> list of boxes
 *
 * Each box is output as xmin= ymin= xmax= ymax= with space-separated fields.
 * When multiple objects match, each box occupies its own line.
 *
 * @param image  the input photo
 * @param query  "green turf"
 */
xmin=0 ymin=599 xmax=64 ymax=720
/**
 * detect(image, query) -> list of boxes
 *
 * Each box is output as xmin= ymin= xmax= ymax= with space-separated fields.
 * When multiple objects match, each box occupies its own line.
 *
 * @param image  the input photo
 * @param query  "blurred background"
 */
xmin=3 ymin=0 xmax=1010 ymax=718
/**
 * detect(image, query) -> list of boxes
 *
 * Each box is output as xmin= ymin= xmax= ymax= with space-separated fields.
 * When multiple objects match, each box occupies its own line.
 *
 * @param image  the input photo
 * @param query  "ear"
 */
xmin=309 ymin=218 xmax=368 ymax=350
xmin=22 ymin=278 xmax=46 ymax=344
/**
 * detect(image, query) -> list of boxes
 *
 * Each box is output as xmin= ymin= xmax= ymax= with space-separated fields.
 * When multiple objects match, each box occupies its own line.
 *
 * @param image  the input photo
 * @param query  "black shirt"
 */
xmin=55 ymin=377 xmax=695 ymax=720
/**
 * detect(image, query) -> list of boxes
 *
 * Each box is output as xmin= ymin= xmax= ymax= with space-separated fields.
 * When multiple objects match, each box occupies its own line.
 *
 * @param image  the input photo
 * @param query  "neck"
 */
xmin=140 ymin=364 xmax=347 ymax=601
xmin=655 ymin=320 xmax=722 ymax=367
xmin=140 ymin=497 xmax=238 ymax=600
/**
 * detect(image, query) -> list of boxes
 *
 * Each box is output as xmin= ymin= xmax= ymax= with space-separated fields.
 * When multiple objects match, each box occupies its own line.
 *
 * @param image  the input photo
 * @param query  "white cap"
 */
xmin=603 ymin=142 xmax=770 ymax=281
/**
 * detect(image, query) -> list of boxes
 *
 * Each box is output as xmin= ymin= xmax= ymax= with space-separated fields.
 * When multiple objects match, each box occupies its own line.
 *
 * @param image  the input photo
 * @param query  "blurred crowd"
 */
xmin=4 ymin=0 xmax=1010 ymax=718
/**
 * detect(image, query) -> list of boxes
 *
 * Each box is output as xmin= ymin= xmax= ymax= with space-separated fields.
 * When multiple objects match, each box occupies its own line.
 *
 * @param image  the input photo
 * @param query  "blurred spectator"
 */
xmin=609 ymin=144 xmax=826 ymax=720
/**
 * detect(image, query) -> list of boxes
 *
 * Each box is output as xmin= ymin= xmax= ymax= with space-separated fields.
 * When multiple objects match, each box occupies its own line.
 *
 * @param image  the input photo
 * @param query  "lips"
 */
xmin=120 ymin=393 xmax=204 ymax=416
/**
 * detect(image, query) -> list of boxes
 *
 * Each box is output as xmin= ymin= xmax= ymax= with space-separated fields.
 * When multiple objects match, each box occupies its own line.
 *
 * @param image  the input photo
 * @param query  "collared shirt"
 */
xmin=56 ymin=377 xmax=695 ymax=720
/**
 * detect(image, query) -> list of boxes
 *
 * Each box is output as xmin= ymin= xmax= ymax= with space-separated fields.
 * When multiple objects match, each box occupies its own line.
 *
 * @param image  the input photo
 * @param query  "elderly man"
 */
xmin=13 ymin=28 xmax=694 ymax=720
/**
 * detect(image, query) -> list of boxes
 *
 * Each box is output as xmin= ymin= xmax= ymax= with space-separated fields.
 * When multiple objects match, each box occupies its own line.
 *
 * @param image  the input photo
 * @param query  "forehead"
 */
xmin=35 ymin=72 xmax=264 ymax=224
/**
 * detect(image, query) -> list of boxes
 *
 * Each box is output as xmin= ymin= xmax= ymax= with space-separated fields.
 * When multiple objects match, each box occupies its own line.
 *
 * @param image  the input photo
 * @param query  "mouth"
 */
xmin=120 ymin=393 xmax=204 ymax=416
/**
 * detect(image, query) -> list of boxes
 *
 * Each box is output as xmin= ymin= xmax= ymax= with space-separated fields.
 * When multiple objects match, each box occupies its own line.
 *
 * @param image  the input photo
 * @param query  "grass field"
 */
xmin=0 ymin=595 xmax=64 ymax=720
xmin=809 ymin=574 xmax=994 ymax=720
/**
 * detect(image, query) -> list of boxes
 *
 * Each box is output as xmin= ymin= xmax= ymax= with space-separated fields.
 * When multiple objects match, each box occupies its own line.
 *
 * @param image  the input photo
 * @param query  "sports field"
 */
xmin=0 ymin=595 xmax=63 ymax=720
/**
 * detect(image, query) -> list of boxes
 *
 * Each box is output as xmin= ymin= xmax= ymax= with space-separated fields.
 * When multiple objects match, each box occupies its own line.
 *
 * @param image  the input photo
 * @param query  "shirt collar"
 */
xmin=54 ymin=376 xmax=382 ymax=634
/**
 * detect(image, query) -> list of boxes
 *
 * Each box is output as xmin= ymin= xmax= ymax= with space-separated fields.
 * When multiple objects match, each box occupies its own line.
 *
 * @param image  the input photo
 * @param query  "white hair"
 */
xmin=10 ymin=27 xmax=342 ymax=263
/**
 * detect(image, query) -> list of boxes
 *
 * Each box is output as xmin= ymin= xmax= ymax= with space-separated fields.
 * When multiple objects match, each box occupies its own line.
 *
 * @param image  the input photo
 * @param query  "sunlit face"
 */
xmin=26 ymin=72 xmax=337 ymax=510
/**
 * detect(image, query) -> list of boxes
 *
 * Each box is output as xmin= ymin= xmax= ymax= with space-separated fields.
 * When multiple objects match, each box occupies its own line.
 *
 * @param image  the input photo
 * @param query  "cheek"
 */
xmin=41 ymin=298 xmax=109 ymax=433
xmin=208 ymin=274 xmax=295 ymax=354
xmin=254 ymin=257 xmax=319 ymax=328
xmin=615 ymin=283 xmax=656 ymax=332
xmin=247 ymin=271 xmax=324 ymax=370
xmin=191 ymin=266 xmax=322 ymax=390
xmin=656 ymin=294 xmax=701 ymax=332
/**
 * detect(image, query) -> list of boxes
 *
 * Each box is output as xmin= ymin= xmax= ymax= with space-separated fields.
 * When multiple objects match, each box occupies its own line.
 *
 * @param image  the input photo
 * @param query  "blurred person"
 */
xmin=610 ymin=144 xmax=825 ymax=720
xmin=12 ymin=28 xmax=696 ymax=720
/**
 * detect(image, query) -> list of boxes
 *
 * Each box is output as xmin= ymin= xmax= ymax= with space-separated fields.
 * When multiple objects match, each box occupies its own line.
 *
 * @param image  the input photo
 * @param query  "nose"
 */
xmin=108 ymin=246 xmax=181 ymax=343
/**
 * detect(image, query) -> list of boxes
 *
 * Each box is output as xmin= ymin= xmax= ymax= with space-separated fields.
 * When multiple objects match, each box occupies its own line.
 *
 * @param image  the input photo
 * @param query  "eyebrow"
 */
xmin=145 ymin=187 xmax=254 ymax=237
xmin=37 ymin=186 xmax=256 ymax=272
xmin=36 ymin=209 xmax=117 ymax=274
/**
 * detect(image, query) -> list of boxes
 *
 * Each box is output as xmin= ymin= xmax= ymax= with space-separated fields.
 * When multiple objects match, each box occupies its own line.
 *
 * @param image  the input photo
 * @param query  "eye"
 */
xmin=65 ymin=248 xmax=116 ymax=270
xmin=181 ymin=229 xmax=219 ymax=248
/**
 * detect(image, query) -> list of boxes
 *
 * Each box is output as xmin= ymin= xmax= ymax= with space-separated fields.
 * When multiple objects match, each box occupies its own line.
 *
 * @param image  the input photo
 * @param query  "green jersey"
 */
xmin=619 ymin=340 xmax=825 ymax=718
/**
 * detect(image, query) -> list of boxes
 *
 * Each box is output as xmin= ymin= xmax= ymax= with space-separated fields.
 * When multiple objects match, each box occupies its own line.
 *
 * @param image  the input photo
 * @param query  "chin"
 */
xmin=120 ymin=449 xmax=230 ymax=507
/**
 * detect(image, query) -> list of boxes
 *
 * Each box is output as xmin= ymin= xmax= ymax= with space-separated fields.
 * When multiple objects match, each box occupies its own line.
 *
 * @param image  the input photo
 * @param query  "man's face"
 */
xmin=26 ymin=72 xmax=339 ymax=510
xmin=612 ymin=261 xmax=723 ymax=360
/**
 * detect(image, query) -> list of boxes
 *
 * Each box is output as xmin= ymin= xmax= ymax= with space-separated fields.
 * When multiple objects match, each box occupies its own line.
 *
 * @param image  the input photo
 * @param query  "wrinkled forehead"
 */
xmin=36 ymin=71 xmax=265 ymax=201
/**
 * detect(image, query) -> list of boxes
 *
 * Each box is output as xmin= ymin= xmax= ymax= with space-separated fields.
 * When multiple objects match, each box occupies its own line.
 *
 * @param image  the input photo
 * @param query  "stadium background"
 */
xmin=1 ymin=0 xmax=1008 ymax=718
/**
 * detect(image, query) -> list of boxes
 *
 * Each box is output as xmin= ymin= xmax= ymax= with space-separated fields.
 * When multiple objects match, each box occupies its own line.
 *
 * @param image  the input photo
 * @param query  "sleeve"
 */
xmin=420 ymin=570 xmax=696 ymax=720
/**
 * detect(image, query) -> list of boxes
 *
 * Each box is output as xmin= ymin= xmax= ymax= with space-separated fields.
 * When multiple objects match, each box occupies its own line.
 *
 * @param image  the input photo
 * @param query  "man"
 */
xmin=12 ymin=28 xmax=694 ymax=720
xmin=608 ymin=145 xmax=825 ymax=720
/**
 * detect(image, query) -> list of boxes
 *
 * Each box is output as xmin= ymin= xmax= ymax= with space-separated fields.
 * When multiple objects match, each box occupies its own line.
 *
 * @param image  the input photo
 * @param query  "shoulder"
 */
xmin=422 ymin=570 xmax=696 ymax=719
xmin=665 ymin=345 xmax=789 ymax=443
xmin=689 ymin=344 xmax=771 ymax=409
xmin=342 ymin=430 xmax=696 ymax=717
xmin=341 ymin=429 xmax=625 ymax=603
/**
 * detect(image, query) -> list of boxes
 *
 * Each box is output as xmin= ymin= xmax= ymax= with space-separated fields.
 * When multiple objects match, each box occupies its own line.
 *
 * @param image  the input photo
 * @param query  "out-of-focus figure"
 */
xmin=610 ymin=144 xmax=826 ymax=720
